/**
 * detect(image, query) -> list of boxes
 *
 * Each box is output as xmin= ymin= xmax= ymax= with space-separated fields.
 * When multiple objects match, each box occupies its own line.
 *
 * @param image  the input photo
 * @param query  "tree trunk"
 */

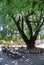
xmin=26 ymin=39 xmax=35 ymax=49
xmin=12 ymin=15 xmax=36 ymax=49
xmin=10 ymin=11 xmax=44 ymax=49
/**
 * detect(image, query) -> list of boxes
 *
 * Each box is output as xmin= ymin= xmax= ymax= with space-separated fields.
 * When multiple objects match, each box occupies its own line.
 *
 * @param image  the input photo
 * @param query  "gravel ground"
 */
xmin=0 ymin=48 xmax=44 ymax=65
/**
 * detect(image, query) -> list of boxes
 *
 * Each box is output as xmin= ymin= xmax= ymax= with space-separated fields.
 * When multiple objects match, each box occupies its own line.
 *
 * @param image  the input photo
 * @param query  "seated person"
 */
xmin=2 ymin=46 xmax=7 ymax=53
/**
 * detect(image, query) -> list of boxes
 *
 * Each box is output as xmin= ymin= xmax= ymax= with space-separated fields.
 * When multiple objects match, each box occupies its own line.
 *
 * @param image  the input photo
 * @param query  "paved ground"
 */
xmin=36 ymin=43 xmax=44 ymax=48
xmin=0 ymin=48 xmax=44 ymax=65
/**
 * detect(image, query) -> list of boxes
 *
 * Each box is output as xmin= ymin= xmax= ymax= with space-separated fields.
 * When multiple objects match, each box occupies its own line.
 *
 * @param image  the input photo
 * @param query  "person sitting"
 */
xmin=2 ymin=46 xmax=7 ymax=53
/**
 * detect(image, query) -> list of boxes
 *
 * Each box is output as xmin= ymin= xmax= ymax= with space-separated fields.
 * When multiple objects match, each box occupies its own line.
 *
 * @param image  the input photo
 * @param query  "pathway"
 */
xmin=0 ymin=48 xmax=44 ymax=65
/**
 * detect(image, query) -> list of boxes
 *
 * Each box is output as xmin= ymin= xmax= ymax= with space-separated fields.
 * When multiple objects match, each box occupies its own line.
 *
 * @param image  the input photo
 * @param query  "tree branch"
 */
xmin=22 ymin=16 xmax=24 ymax=31
xmin=25 ymin=10 xmax=34 ymax=18
xmin=36 ymin=11 xmax=43 ymax=28
xmin=25 ymin=17 xmax=33 ymax=39
xmin=24 ymin=10 xmax=35 ymax=39
xmin=11 ymin=13 xmax=29 ymax=43
xmin=33 ymin=19 xmax=44 ymax=41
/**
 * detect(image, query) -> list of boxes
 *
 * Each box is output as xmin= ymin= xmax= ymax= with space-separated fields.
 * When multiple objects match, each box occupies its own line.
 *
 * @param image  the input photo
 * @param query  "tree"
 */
xmin=9 ymin=10 xmax=44 ymax=49
xmin=0 ymin=0 xmax=44 ymax=48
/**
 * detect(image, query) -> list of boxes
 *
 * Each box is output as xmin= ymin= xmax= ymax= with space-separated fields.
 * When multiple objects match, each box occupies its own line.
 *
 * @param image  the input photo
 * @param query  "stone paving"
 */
xmin=0 ymin=48 xmax=44 ymax=65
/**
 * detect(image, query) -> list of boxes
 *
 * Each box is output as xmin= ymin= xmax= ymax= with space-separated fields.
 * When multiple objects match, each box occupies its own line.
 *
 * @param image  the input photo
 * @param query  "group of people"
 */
xmin=1 ymin=45 xmax=14 ymax=53
xmin=1 ymin=45 xmax=24 ymax=58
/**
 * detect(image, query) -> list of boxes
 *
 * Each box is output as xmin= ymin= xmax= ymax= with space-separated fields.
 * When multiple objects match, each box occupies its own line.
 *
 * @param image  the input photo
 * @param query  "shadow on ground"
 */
xmin=0 ymin=48 xmax=44 ymax=65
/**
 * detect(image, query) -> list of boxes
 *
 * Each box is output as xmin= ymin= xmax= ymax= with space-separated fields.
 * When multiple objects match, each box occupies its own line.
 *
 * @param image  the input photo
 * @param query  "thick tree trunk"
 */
xmin=25 ymin=39 xmax=35 ymax=49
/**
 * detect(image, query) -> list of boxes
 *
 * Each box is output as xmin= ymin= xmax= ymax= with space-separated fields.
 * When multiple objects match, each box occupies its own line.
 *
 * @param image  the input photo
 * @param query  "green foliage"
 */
xmin=0 ymin=0 xmax=44 ymax=43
